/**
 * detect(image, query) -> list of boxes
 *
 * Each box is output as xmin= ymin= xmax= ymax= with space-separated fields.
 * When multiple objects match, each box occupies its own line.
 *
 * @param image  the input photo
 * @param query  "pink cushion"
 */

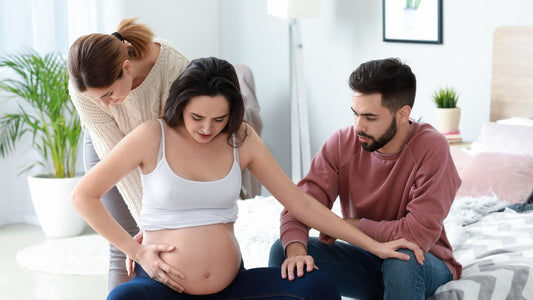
xmin=456 ymin=153 xmax=533 ymax=204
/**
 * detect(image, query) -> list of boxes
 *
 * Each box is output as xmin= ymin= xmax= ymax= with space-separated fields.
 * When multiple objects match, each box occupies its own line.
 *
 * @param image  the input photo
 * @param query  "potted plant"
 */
xmin=0 ymin=51 xmax=85 ymax=237
xmin=432 ymin=86 xmax=461 ymax=136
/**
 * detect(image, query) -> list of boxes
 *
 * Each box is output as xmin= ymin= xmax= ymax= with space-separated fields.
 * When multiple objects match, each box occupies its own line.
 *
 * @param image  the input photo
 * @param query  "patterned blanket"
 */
xmin=431 ymin=208 xmax=533 ymax=299
xmin=236 ymin=196 xmax=533 ymax=300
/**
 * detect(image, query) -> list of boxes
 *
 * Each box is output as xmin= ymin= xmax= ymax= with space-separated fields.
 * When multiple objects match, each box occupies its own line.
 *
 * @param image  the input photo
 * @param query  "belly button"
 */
xmin=203 ymin=273 xmax=210 ymax=279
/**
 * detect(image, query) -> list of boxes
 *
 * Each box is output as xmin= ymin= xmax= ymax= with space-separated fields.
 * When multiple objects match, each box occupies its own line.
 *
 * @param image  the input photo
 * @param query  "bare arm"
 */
xmin=239 ymin=125 xmax=424 ymax=262
xmin=71 ymin=121 xmax=185 ymax=292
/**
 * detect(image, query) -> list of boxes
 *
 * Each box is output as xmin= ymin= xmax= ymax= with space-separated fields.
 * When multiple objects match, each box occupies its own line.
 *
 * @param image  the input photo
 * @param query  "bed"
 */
xmin=428 ymin=26 xmax=533 ymax=300
xmin=235 ymin=26 xmax=533 ymax=300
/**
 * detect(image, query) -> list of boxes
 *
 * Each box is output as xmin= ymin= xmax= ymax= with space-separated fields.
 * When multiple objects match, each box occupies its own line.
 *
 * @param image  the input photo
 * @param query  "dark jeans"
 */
xmin=507 ymin=202 xmax=533 ymax=213
xmin=507 ymin=194 xmax=533 ymax=212
xmin=84 ymin=130 xmax=139 ymax=291
xmin=269 ymin=238 xmax=452 ymax=300
xmin=107 ymin=262 xmax=341 ymax=300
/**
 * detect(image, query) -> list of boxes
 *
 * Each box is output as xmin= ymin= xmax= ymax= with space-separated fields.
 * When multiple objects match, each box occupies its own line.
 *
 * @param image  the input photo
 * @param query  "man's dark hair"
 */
xmin=349 ymin=58 xmax=416 ymax=112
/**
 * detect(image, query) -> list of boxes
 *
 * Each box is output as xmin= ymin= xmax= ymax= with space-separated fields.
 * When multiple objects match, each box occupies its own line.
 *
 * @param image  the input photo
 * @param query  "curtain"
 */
xmin=0 ymin=0 xmax=124 ymax=226
xmin=0 ymin=0 xmax=68 ymax=55
xmin=67 ymin=0 xmax=125 ymax=48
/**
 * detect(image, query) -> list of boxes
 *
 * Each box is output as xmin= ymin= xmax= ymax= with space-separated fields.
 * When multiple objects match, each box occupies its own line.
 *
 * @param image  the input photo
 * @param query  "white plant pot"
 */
xmin=435 ymin=107 xmax=461 ymax=134
xmin=27 ymin=175 xmax=86 ymax=238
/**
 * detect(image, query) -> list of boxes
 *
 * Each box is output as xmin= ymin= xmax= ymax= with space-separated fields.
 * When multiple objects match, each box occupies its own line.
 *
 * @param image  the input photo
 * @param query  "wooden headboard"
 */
xmin=490 ymin=26 xmax=533 ymax=121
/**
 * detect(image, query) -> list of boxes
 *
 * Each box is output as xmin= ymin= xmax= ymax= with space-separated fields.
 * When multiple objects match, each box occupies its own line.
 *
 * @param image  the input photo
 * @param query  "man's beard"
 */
xmin=358 ymin=116 xmax=397 ymax=152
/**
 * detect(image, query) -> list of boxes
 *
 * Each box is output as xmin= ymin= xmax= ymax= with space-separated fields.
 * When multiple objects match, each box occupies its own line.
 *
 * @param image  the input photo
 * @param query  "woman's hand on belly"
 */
xmin=144 ymin=224 xmax=242 ymax=295
xmin=134 ymin=242 xmax=187 ymax=293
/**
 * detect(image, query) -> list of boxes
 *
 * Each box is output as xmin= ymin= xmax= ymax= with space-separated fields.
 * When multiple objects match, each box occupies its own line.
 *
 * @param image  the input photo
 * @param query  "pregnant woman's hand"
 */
xmin=134 ymin=241 xmax=187 ymax=293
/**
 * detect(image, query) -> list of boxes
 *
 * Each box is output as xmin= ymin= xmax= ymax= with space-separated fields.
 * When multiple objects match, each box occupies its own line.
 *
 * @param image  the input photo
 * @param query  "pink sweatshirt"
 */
xmin=280 ymin=122 xmax=462 ymax=280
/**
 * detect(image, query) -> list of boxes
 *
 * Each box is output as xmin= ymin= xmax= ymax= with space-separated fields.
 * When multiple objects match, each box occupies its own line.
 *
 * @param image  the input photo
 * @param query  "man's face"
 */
xmin=351 ymin=92 xmax=398 ymax=153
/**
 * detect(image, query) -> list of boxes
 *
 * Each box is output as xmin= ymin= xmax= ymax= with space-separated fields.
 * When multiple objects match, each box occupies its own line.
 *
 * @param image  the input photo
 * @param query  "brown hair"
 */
xmin=67 ymin=17 xmax=154 ymax=92
xmin=164 ymin=57 xmax=248 ymax=147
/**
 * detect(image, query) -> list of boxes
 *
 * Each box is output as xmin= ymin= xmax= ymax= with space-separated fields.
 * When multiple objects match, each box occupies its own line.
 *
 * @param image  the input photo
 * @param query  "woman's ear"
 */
xmin=122 ymin=60 xmax=133 ymax=74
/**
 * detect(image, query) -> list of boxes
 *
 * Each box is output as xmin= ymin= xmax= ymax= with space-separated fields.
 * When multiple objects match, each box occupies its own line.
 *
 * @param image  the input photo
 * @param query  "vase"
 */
xmin=27 ymin=174 xmax=86 ymax=238
xmin=435 ymin=107 xmax=461 ymax=134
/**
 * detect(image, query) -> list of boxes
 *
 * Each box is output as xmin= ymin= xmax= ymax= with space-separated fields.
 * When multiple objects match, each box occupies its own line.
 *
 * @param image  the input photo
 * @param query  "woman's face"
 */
xmin=83 ymin=62 xmax=133 ymax=107
xmin=182 ymin=94 xmax=230 ymax=144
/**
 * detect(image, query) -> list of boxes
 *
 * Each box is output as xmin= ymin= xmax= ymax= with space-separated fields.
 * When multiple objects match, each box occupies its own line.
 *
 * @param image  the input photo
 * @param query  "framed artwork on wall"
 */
xmin=383 ymin=0 xmax=443 ymax=44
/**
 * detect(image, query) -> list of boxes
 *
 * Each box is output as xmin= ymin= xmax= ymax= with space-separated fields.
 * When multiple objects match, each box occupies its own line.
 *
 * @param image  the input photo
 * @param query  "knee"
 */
xmin=268 ymin=239 xmax=284 ymax=267
xmin=297 ymin=270 xmax=341 ymax=300
xmin=383 ymin=248 xmax=419 ymax=268
xmin=107 ymin=283 xmax=137 ymax=300
xmin=382 ymin=249 xmax=421 ymax=281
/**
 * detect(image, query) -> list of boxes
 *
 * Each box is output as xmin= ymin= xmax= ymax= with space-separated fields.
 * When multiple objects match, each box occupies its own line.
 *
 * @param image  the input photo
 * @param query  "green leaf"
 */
xmin=0 ymin=51 xmax=82 ymax=178
xmin=432 ymin=86 xmax=459 ymax=108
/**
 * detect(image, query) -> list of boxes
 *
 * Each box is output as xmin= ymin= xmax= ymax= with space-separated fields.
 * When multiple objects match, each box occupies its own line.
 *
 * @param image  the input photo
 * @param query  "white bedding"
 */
xmin=235 ymin=196 xmax=284 ymax=269
xmin=236 ymin=196 xmax=533 ymax=299
xmin=431 ymin=207 xmax=533 ymax=299
xmin=236 ymin=196 xmax=346 ymax=269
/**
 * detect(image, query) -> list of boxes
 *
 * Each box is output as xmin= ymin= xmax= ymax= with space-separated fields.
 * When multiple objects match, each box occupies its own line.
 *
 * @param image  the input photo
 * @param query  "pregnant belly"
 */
xmin=143 ymin=223 xmax=241 ymax=295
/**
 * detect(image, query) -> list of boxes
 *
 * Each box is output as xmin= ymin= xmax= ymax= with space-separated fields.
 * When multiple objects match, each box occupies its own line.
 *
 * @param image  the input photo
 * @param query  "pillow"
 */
xmin=456 ymin=152 xmax=533 ymax=204
xmin=496 ymin=117 xmax=533 ymax=127
xmin=468 ymin=122 xmax=533 ymax=156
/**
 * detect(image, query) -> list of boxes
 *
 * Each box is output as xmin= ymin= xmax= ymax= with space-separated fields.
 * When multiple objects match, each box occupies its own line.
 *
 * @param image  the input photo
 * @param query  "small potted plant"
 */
xmin=432 ymin=86 xmax=461 ymax=135
xmin=0 ymin=51 xmax=85 ymax=237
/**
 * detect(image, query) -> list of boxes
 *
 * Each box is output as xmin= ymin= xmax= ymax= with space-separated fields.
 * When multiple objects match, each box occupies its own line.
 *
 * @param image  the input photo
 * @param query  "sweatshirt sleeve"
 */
xmin=357 ymin=133 xmax=461 ymax=252
xmin=279 ymin=131 xmax=340 ymax=250
xmin=69 ymin=85 xmax=143 ymax=224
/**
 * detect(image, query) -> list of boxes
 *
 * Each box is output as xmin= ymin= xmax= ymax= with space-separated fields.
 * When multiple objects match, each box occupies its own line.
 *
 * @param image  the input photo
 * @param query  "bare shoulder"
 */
xmin=238 ymin=122 xmax=268 ymax=167
xmin=108 ymin=119 xmax=163 ymax=173
xmin=121 ymin=119 xmax=163 ymax=149
xmin=130 ymin=119 xmax=162 ymax=136
xmin=239 ymin=122 xmax=262 ymax=148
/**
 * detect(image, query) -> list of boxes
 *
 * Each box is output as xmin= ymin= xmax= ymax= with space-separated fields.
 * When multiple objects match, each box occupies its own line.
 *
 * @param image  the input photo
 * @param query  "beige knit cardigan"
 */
xmin=69 ymin=38 xmax=189 ymax=225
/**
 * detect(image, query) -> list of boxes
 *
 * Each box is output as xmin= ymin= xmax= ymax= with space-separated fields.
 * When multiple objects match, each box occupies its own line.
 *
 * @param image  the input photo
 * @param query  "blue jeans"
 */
xmin=107 ymin=261 xmax=341 ymax=300
xmin=269 ymin=238 xmax=452 ymax=300
xmin=508 ymin=202 xmax=533 ymax=213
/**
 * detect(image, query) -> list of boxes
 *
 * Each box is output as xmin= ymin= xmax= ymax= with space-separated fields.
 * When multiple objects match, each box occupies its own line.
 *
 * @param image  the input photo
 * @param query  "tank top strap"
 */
xmin=232 ymin=133 xmax=239 ymax=164
xmin=157 ymin=119 xmax=166 ymax=163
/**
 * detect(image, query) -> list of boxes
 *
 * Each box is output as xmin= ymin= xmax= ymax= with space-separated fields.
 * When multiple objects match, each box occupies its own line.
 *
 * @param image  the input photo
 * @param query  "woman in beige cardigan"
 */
xmin=68 ymin=17 xmax=189 ymax=291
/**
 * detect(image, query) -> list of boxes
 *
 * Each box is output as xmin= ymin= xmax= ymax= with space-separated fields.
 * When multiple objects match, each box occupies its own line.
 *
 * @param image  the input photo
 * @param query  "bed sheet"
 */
xmin=431 ymin=209 xmax=533 ymax=299
xmin=235 ymin=196 xmax=533 ymax=300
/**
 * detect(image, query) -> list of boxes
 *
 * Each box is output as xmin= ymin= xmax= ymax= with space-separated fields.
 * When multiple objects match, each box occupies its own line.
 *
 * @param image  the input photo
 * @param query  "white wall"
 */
xmin=124 ymin=0 xmax=220 ymax=59
xmin=220 ymin=0 xmax=292 ymax=177
xmin=220 ymin=0 xmax=533 ymax=175
xmin=2 ymin=0 xmax=533 ymax=224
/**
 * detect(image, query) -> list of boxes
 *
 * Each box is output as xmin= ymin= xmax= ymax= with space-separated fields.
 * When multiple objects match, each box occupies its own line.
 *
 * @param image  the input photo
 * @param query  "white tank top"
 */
xmin=140 ymin=119 xmax=241 ymax=231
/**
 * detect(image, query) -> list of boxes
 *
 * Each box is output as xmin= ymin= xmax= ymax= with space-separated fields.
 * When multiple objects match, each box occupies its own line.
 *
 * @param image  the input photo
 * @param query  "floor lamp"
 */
xmin=267 ymin=0 xmax=320 ymax=183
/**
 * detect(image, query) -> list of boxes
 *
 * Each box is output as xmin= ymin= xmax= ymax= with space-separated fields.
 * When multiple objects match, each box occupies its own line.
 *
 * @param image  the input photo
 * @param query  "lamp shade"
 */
xmin=267 ymin=0 xmax=320 ymax=19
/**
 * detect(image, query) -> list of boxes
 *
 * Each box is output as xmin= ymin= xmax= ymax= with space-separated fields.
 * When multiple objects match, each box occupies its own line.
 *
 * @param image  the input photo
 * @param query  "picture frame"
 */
xmin=383 ymin=0 xmax=443 ymax=44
